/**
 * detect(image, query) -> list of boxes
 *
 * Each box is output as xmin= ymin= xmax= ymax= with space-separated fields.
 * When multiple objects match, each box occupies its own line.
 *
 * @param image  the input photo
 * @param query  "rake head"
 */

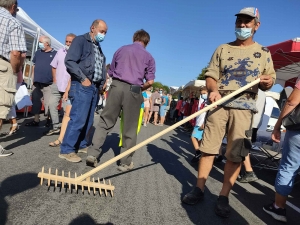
xmin=37 ymin=167 xmax=115 ymax=197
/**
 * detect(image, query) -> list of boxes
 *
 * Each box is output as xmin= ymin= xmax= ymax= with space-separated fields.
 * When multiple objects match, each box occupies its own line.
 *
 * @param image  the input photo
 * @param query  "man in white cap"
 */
xmin=182 ymin=7 xmax=276 ymax=218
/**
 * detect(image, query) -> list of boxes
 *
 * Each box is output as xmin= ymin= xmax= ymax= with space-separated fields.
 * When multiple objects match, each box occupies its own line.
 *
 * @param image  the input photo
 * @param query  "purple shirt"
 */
xmin=50 ymin=48 xmax=70 ymax=92
xmin=108 ymin=42 xmax=155 ymax=86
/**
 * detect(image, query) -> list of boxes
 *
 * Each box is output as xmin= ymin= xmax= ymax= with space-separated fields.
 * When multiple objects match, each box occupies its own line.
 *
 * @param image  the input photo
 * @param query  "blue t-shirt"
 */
xmin=141 ymin=91 xmax=147 ymax=108
xmin=33 ymin=49 xmax=57 ymax=84
xmin=162 ymin=95 xmax=169 ymax=106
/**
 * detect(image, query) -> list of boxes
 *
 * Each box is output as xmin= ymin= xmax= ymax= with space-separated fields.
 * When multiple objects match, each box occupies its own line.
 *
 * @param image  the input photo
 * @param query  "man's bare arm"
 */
xmin=52 ymin=67 xmax=57 ymax=83
xmin=142 ymin=80 xmax=154 ymax=91
xmin=10 ymin=51 xmax=25 ymax=73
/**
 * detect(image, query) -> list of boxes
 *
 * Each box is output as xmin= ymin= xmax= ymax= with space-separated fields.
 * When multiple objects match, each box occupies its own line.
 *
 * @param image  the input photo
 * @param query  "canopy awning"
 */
xmin=182 ymin=80 xmax=206 ymax=91
xmin=268 ymin=37 xmax=300 ymax=87
xmin=16 ymin=7 xmax=64 ymax=56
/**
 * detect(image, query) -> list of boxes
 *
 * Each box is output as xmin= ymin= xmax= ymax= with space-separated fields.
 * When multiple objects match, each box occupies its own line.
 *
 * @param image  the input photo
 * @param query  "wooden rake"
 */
xmin=38 ymin=79 xmax=260 ymax=197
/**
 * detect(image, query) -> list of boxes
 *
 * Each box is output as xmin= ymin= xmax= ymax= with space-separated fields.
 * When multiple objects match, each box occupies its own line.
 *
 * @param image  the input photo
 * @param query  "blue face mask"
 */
xmin=95 ymin=33 xmax=105 ymax=43
xmin=235 ymin=28 xmax=253 ymax=40
xmin=38 ymin=42 xmax=45 ymax=50
xmin=201 ymin=94 xmax=208 ymax=100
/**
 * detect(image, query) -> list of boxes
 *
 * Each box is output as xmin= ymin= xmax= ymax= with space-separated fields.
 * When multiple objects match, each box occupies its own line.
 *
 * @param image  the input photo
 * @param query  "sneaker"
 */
xmin=78 ymin=147 xmax=88 ymax=154
xmin=0 ymin=145 xmax=13 ymax=157
xmin=263 ymin=202 xmax=287 ymax=223
xmin=215 ymin=196 xmax=230 ymax=218
xmin=117 ymin=162 xmax=134 ymax=172
xmin=182 ymin=187 xmax=204 ymax=205
xmin=191 ymin=151 xmax=201 ymax=163
xmin=86 ymin=155 xmax=97 ymax=167
xmin=237 ymin=171 xmax=258 ymax=183
xmin=58 ymin=152 xmax=81 ymax=163
xmin=43 ymin=128 xmax=60 ymax=136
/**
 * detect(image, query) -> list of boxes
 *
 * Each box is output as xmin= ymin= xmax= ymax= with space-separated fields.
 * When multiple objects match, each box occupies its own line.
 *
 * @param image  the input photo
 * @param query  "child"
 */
xmin=190 ymin=87 xmax=208 ymax=163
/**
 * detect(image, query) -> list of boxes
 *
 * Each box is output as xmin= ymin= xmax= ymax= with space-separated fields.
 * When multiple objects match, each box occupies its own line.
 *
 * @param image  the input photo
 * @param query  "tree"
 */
xmin=151 ymin=82 xmax=170 ymax=93
xmin=197 ymin=65 xmax=208 ymax=80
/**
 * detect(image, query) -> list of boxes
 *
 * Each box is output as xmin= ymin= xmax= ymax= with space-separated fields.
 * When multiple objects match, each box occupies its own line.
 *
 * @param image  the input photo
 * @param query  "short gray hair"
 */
xmin=66 ymin=33 xmax=76 ymax=38
xmin=0 ymin=0 xmax=17 ymax=8
xmin=42 ymin=36 xmax=51 ymax=46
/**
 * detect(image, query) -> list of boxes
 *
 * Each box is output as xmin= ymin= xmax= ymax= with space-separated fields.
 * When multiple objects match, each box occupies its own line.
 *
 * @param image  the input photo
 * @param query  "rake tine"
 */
xmin=47 ymin=168 xmax=51 ymax=186
xmin=75 ymin=173 xmax=78 ymax=192
xmin=98 ymin=178 xmax=102 ymax=196
xmin=61 ymin=170 xmax=64 ymax=189
xmin=40 ymin=167 xmax=44 ymax=185
xmin=103 ymin=179 xmax=107 ymax=196
xmin=81 ymin=174 xmax=84 ymax=193
xmin=93 ymin=178 xmax=96 ymax=195
xmin=68 ymin=171 xmax=71 ymax=191
xmin=55 ymin=169 xmax=58 ymax=188
xmin=109 ymin=180 xmax=113 ymax=197
xmin=87 ymin=177 xmax=91 ymax=194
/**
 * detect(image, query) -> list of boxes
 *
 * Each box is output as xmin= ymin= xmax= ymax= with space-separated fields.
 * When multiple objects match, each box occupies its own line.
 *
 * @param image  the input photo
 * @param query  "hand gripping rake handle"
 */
xmin=76 ymin=79 xmax=261 ymax=182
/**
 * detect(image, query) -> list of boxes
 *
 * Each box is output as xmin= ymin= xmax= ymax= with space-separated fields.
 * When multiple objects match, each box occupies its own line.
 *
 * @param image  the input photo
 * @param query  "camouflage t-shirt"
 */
xmin=205 ymin=42 xmax=276 ymax=112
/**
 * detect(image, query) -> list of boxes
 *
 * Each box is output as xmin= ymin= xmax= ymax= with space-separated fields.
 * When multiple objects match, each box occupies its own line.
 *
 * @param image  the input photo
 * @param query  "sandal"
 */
xmin=6 ymin=124 xmax=19 ymax=136
xmin=49 ymin=140 xmax=61 ymax=147
xmin=25 ymin=120 xmax=39 ymax=126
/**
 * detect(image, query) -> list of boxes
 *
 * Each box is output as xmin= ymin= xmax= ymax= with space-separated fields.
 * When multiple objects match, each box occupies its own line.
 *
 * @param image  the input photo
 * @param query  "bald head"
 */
xmin=90 ymin=19 xmax=108 ymax=43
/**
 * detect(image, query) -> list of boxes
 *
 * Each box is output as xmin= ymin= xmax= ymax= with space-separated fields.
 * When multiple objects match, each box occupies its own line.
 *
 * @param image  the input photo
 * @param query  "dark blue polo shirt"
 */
xmin=33 ymin=49 xmax=57 ymax=84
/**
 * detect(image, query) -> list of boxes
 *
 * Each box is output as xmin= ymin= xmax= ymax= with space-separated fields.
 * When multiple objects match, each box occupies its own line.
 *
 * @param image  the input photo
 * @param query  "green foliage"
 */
xmin=197 ymin=65 xmax=208 ymax=80
xmin=152 ymin=82 xmax=170 ymax=93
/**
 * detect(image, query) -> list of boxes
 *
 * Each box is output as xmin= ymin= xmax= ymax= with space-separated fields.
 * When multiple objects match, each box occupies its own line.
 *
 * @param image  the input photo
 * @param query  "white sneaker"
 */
xmin=0 ymin=145 xmax=13 ymax=157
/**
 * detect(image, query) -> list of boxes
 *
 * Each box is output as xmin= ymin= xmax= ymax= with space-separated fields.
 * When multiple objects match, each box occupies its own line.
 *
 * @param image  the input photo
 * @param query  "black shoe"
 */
xmin=191 ymin=151 xmax=201 ymax=163
xmin=43 ymin=128 xmax=60 ymax=136
xmin=263 ymin=202 xmax=287 ymax=223
xmin=215 ymin=196 xmax=230 ymax=218
xmin=237 ymin=171 xmax=258 ymax=183
xmin=215 ymin=155 xmax=223 ymax=163
xmin=182 ymin=187 xmax=204 ymax=205
xmin=45 ymin=119 xmax=51 ymax=127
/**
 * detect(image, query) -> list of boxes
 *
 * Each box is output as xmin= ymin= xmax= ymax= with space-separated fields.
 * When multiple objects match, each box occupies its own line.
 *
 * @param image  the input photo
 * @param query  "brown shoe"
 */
xmin=78 ymin=147 xmax=88 ymax=153
xmin=59 ymin=152 xmax=82 ymax=163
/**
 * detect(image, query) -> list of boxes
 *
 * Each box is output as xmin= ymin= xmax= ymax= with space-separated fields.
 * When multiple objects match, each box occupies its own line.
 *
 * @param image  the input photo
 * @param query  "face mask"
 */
xmin=38 ymin=42 xmax=45 ymax=50
xmin=159 ymin=91 xmax=162 ymax=94
xmin=235 ymin=28 xmax=253 ymax=40
xmin=201 ymin=94 xmax=208 ymax=100
xmin=95 ymin=33 xmax=105 ymax=43
xmin=65 ymin=45 xmax=70 ymax=50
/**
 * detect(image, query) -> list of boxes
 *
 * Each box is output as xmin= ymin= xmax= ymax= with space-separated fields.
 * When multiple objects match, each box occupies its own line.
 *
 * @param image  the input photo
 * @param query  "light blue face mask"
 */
xmin=235 ymin=28 xmax=253 ymax=40
xmin=95 ymin=33 xmax=105 ymax=43
xmin=38 ymin=42 xmax=45 ymax=50
xmin=201 ymin=94 xmax=208 ymax=100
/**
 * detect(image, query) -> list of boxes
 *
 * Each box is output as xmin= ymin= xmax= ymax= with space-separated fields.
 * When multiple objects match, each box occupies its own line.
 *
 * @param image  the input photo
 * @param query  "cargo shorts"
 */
xmin=199 ymin=106 xmax=253 ymax=163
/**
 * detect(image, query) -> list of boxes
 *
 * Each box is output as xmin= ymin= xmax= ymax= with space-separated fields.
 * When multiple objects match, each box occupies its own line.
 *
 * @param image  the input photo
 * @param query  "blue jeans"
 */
xmin=275 ymin=129 xmax=300 ymax=196
xmin=60 ymin=81 xmax=99 ymax=154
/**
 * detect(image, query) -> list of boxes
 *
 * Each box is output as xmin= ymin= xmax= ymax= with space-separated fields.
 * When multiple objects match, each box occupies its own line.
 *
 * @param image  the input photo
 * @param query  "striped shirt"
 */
xmin=0 ymin=7 xmax=27 ymax=61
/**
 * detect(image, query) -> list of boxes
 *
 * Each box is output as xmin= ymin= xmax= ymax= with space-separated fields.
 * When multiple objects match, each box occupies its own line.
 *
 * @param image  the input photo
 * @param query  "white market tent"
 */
xmin=16 ymin=7 xmax=63 ymax=56
xmin=182 ymin=80 xmax=206 ymax=97
xmin=16 ymin=7 xmax=64 ymax=87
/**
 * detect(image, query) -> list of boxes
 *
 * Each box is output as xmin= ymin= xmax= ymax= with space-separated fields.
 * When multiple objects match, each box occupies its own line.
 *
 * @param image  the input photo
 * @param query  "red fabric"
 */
xmin=176 ymin=100 xmax=182 ymax=110
xmin=268 ymin=39 xmax=300 ymax=70
xmin=183 ymin=103 xmax=190 ymax=116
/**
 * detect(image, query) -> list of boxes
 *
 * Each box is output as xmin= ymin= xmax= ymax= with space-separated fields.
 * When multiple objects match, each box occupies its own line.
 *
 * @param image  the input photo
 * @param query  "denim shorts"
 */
xmin=275 ymin=129 xmax=300 ymax=196
xmin=191 ymin=126 xmax=204 ymax=140
xmin=160 ymin=105 xmax=167 ymax=116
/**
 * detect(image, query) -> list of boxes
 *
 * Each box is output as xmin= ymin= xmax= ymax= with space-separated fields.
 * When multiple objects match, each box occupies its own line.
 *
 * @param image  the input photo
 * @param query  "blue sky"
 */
xmin=21 ymin=0 xmax=299 ymax=92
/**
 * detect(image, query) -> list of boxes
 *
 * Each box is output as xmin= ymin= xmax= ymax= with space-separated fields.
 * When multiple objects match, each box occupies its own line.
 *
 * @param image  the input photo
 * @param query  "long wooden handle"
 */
xmin=76 ymin=79 xmax=261 ymax=182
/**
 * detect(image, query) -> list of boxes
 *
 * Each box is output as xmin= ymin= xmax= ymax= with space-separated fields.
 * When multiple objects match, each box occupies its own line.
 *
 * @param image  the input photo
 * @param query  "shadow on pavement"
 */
xmin=0 ymin=173 xmax=40 ymax=225
xmin=147 ymin=143 xmax=249 ymax=225
xmin=69 ymin=214 xmax=113 ymax=225
xmin=99 ymin=133 xmax=120 ymax=165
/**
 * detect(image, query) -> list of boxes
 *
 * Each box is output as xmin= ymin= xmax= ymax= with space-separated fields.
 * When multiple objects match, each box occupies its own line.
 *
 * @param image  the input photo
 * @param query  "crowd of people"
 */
xmin=0 ymin=1 xmax=299 ymax=223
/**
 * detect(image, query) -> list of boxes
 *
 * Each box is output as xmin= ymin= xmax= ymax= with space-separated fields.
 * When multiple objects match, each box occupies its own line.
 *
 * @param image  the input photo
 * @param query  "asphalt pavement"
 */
xmin=0 ymin=113 xmax=299 ymax=225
